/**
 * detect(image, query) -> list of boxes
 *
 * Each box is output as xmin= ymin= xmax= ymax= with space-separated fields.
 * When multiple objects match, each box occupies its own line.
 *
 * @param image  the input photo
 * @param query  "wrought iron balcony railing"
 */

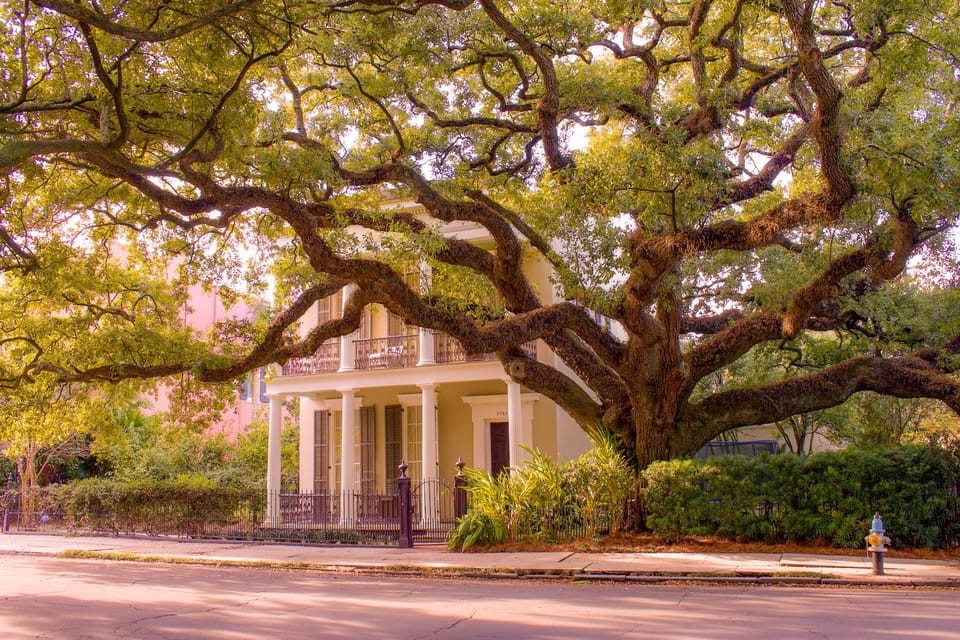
xmin=280 ymin=341 xmax=340 ymax=376
xmin=280 ymin=333 xmax=537 ymax=377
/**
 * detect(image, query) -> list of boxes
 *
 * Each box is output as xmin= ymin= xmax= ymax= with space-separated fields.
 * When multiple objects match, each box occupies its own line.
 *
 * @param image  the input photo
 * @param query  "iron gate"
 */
xmin=411 ymin=478 xmax=457 ymax=543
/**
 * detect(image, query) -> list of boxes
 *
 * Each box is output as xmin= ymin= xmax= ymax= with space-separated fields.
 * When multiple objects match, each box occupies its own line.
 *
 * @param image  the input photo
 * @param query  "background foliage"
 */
xmin=91 ymin=405 xmax=298 ymax=491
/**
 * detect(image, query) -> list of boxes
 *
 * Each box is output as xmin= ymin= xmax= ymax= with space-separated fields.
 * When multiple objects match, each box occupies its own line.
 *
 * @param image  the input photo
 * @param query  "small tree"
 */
xmin=0 ymin=377 xmax=118 ymax=519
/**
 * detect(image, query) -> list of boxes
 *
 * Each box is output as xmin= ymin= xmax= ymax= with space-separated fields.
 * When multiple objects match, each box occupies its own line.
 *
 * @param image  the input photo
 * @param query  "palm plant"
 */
xmin=448 ymin=428 xmax=632 ymax=549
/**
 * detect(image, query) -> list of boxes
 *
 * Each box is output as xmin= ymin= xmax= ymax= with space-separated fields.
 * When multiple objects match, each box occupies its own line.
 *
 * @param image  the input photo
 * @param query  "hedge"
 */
xmin=44 ymin=475 xmax=264 ymax=537
xmin=640 ymin=446 xmax=960 ymax=549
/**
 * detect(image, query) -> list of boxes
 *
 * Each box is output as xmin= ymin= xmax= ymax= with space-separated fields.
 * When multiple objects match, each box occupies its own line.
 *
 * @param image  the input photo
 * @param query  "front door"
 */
xmin=489 ymin=421 xmax=510 ymax=477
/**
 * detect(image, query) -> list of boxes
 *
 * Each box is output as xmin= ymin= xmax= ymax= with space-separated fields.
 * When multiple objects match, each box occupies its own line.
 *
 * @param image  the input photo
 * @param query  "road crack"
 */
xmin=413 ymin=608 xmax=477 ymax=638
xmin=112 ymin=598 xmax=262 ymax=634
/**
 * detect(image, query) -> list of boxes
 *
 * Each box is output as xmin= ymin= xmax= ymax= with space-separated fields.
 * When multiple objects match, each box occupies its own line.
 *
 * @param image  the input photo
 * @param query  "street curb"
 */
xmin=29 ymin=549 xmax=959 ymax=589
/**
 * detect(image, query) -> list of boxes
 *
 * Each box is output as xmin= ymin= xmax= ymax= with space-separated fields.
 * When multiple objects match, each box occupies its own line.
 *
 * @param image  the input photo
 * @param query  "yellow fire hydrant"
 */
xmin=865 ymin=512 xmax=892 ymax=575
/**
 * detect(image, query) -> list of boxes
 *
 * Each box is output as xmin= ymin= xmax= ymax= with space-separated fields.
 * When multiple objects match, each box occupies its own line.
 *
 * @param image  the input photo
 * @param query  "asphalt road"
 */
xmin=2 ymin=555 xmax=957 ymax=639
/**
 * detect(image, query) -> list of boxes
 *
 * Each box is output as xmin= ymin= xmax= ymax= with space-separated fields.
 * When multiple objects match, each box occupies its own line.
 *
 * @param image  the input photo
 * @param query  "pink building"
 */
xmin=149 ymin=281 xmax=269 ymax=441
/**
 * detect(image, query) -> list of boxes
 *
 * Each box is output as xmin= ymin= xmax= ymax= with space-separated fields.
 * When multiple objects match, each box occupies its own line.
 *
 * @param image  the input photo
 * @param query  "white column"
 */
xmin=420 ymin=383 xmax=438 ymax=480
xmin=266 ymin=395 xmax=283 ymax=525
xmin=338 ymin=388 xmax=357 ymax=525
xmin=521 ymin=397 xmax=536 ymax=458
xmin=339 ymin=389 xmax=357 ymax=491
xmin=339 ymin=283 xmax=357 ymax=372
xmin=418 ymin=329 xmax=436 ymax=366
xmin=417 ymin=262 xmax=436 ymax=365
xmin=507 ymin=379 xmax=524 ymax=467
xmin=298 ymin=397 xmax=317 ymax=495
xmin=472 ymin=413 xmax=487 ymax=474
xmin=461 ymin=397 xmax=491 ymax=473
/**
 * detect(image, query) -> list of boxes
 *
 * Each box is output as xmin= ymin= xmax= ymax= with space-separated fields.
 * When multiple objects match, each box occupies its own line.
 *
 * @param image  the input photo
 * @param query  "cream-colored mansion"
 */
xmin=262 ymin=210 xmax=595 ymax=515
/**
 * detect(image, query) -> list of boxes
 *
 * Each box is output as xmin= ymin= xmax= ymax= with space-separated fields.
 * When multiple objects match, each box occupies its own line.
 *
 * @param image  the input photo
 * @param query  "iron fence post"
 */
xmin=454 ymin=457 xmax=468 ymax=520
xmin=398 ymin=461 xmax=413 ymax=548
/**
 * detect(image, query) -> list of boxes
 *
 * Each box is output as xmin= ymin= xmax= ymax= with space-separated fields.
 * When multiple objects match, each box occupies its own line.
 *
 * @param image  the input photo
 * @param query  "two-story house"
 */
xmin=262 ymin=204 xmax=596 ymax=522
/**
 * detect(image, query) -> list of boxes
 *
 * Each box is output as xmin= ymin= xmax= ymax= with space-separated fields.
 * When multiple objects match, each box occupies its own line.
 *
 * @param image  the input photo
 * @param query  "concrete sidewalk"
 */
xmin=1 ymin=532 xmax=957 ymax=587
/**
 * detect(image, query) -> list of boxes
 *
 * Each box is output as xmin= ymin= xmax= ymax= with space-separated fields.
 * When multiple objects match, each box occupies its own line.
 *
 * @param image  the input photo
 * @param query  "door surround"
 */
xmin=462 ymin=393 xmax=540 ymax=473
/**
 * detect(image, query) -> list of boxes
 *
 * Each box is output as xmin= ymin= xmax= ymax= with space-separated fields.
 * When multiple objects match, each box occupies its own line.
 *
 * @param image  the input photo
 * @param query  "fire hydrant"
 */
xmin=865 ymin=512 xmax=891 ymax=575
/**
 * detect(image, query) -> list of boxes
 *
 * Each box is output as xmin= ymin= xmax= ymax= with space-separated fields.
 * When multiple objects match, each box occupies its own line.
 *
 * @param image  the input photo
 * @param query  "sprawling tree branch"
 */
xmin=32 ymin=0 xmax=260 ymax=43
xmin=683 ymin=347 xmax=960 ymax=448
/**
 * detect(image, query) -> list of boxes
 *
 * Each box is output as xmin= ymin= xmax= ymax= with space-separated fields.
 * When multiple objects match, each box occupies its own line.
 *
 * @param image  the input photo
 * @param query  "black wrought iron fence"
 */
xmin=412 ymin=479 xmax=458 ymax=543
xmin=522 ymin=503 xmax=615 ymax=541
xmin=269 ymin=490 xmax=404 ymax=544
xmin=1 ymin=482 xmax=465 ymax=546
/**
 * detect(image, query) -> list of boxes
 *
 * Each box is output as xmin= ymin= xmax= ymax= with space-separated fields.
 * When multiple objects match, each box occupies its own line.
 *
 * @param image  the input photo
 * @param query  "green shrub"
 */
xmin=50 ymin=476 xmax=262 ymax=536
xmin=641 ymin=459 xmax=717 ymax=541
xmin=640 ymin=445 xmax=960 ymax=549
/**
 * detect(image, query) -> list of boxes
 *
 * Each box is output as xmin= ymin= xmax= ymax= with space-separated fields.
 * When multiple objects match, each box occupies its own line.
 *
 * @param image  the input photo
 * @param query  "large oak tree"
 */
xmin=2 ymin=0 xmax=960 ymax=473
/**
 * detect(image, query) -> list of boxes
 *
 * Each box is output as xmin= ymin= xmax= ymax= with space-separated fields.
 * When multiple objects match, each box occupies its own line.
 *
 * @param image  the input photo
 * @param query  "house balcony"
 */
xmin=279 ymin=333 xmax=536 ymax=377
xmin=279 ymin=341 xmax=341 ymax=376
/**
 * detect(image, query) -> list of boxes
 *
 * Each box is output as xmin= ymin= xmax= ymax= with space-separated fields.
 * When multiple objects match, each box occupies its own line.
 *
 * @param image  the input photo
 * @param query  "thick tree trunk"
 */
xmin=622 ymin=392 xmax=679 ymax=531
xmin=630 ymin=363 xmax=687 ymax=470
xmin=633 ymin=420 xmax=673 ymax=471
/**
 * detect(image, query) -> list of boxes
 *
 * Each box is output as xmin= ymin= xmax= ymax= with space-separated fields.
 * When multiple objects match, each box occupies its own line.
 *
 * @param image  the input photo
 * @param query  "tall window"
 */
xmin=358 ymin=406 xmax=376 ymax=493
xmin=317 ymin=292 xmax=343 ymax=352
xmin=384 ymin=405 xmax=403 ymax=493
xmin=313 ymin=411 xmax=329 ymax=493
xmin=333 ymin=412 xmax=342 ymax=493
xmin=406 ymin=405 xmax=423 ymax=483
xmin=317 ymin=291 xmax=342 ymax=324
xmin=387 ymin=311 xmax=420 ymax=336
xmin=388 ymin=272 xmax=420 ymax=336
xmin=331 ymin=407 xmax=377 ymax=493
xmin=358 ymin=306 xmax=372 ymax=339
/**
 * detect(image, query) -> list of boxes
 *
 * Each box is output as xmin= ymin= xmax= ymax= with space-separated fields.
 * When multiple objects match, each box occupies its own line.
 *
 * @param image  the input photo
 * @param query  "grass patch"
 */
xmin=57 ymin=549 xmax=324 ymax=571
